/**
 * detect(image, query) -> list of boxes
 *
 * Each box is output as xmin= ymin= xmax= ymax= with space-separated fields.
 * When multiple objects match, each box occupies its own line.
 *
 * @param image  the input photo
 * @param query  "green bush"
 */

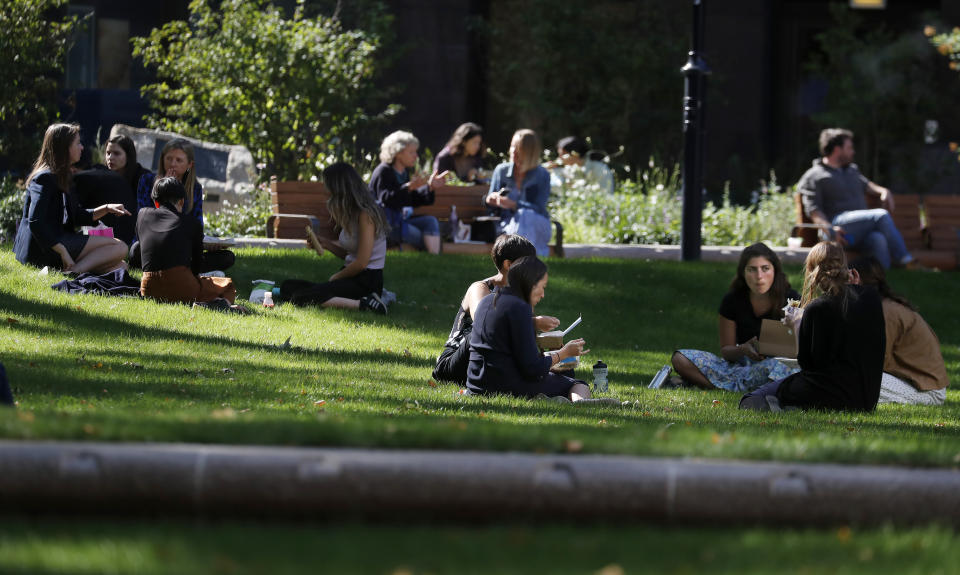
xmin=0 ymin=176 xmax=24 ymax=242
xmin=205 ymin=183 xmax=272 ymax=238
xmin=549 ymin=160 xmax=795 ymax=246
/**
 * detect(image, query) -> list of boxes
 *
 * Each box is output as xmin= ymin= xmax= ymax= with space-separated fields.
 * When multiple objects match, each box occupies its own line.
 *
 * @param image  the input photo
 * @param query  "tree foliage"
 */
xmin=480 ymin=0 xmax=688 ymax=171
xmin=804 ymin=5 xmax=953 ymax=191
xmin=0 ymin=0 xmax=75 ymax=174
xmin=132 ymin=0 xmax=392 ymax=181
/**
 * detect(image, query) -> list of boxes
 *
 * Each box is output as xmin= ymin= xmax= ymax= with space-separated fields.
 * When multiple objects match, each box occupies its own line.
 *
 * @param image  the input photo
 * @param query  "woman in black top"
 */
xmin=467 ymin=256 xmax=595 ymax=402
xmin=740 ymin=241 xmax=885 ymax=412
xmin=433 ymin=234 xmax=559 ymax=384
xmin=137 ymin=177 xmax=236 ymax=305
xmin=671 ymin=243 xmax=799 ymax=392
xmin=433 ymin=122 xmax=486 ymax=183
xmin=14 ymin=123 xmax=130 ymax=273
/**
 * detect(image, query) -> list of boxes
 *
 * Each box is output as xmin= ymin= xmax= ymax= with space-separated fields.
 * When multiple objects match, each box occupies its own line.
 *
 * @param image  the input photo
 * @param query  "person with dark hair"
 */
xmin=849 ymin=257 xmax=949 ymax=405
xmin=467 ymin=256 xmax=612 ymax=403
xmin=433 ymin=122 xmax=487 ymax=183
xmin=280 ymin=162 xmax=390 ymax=314
xmin=548 ymin=136 xmax=614 ymax=194
xmin=134 ymin=138 xmax=234 ymax=272
xmin=137 ymin=177 xmax=237 ymax=306
xmin=73 ymin=133 xmax=150 ymax=246
xmin=369 ymin=130 xmax=447 ymax=254
xmin=671 ymin=243 xmax=800 ymax=392
xmin=740 ymin=242 xmax=886 ymax=412
xmin=14 ymin=123 xmax=130 ymax=273
xmin=432 ymin=234 xmax=559 ymax=384
xmin=797 ymin=128 xmax=914 ymax=269
xmin=486 ymin=129 xmax=553 ymax=256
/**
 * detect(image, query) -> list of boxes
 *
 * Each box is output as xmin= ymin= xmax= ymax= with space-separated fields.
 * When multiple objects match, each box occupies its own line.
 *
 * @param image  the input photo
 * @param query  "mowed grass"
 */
xmin=1 ymin=519 xmax=959 ymax=575
xmin=1 ymin=245 xmax=959 ymax=467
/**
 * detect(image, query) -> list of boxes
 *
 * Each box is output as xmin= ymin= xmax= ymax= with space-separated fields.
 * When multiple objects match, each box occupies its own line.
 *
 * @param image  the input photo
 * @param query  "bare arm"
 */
xmin=464 ymin=280 xmax=493 ymax=319
xmin=866 ymin=180 xmax=894 ymax=212
xmin=718 ymin=315 xmax=760 ymax=362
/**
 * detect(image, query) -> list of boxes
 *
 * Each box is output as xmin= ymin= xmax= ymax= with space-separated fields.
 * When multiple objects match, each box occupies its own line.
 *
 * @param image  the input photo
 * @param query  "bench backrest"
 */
xmin=924 ymin=195 xmax=960 ymax=252
xmin=270 ymin=181 xmax=335 ymax=240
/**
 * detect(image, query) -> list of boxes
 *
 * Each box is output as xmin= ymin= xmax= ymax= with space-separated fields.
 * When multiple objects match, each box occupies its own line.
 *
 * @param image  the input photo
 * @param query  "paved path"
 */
xmin=235 ymin=238 xmax=812 ymax=264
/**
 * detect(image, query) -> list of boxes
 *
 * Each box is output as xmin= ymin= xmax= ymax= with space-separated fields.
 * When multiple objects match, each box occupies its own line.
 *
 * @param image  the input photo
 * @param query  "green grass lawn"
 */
xmin=0 ymin=246 xmax=959 ymax=467
xmin=1 ymin=519 xmax=959 ymax=575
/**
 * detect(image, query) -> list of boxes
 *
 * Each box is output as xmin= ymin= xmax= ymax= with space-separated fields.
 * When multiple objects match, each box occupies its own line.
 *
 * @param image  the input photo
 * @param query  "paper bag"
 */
xmin=757 ymin=319 xmax=797 ymax=359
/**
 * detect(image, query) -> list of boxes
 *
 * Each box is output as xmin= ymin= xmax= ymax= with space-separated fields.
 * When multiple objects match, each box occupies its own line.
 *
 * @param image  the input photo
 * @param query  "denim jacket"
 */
xmin=487 ymin=162 xmax=550 ymax=221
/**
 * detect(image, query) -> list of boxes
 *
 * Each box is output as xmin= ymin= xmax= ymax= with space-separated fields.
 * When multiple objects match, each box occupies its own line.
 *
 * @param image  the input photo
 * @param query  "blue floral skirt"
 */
xmin=675 ymin=349 xmax=799 ymax=393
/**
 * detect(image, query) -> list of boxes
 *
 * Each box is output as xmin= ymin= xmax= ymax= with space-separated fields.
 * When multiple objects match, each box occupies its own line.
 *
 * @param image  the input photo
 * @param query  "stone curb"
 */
xmin=1 ymin=441 xmax=956 ymax=525
xmin=233 ymin=238 xmax=812 ymax=264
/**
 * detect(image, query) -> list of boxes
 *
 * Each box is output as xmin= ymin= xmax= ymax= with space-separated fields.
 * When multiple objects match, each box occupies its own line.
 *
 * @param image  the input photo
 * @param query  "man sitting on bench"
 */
xmin=797 ymin=128 xmax=915 ymax=269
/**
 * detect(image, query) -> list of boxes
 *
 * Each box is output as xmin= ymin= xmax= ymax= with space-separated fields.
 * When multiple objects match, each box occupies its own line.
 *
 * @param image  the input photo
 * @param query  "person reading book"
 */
xmin=432 ymin=234 xmax=559 ymax=384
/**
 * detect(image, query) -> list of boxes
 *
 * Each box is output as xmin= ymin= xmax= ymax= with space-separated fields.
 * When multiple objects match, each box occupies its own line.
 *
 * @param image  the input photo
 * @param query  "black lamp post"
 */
xmin=680 ymin=0 xmax=709 ymax=261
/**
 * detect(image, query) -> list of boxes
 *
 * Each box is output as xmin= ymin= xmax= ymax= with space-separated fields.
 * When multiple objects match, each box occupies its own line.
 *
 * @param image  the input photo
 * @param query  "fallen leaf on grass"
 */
xmin=564 ymin=439 xmax=584 ymax=453
xmin=837 ymin=526 xmax=852 ymax=543
xmin=314 ymin=400 xmax=326 ymax=407
xmin=712 ymin=399 xmax=723 ymax=406
xmin=5 ymin=318 xmax=18 ymax=324
xmin=428 ymin=379 xmax=437 ymax=388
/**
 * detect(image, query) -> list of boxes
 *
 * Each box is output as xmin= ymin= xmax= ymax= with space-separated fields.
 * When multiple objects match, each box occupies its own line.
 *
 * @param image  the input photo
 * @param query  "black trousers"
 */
xmin=280 ymin=268 xmax=383 ymax=307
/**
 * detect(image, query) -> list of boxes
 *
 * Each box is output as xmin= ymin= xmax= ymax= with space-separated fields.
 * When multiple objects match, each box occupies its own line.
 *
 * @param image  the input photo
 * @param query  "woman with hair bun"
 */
xmin=740 ymin=241 xmax=886 ymax=412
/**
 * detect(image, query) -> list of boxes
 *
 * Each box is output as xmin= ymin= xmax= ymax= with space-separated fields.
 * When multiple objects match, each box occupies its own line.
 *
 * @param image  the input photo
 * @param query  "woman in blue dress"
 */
xmin=671 ymin=242 xmax=800 ymax=392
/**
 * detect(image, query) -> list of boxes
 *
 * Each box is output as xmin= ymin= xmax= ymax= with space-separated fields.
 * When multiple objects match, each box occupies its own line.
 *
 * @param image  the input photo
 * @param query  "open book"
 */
xmin=536 ymin=315 xmax=582 ymax=350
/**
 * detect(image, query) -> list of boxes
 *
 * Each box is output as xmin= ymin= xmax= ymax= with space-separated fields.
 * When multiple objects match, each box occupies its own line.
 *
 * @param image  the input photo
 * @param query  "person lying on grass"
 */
xmin=279 ymin=162 xmax=390 ymax=315
xmin=740 ymin=241 xmax=885 ymax=412
xmin=432 ymin=234 xmax=560 ymax=385
xmin=14 ymin=123 xmax=130 ymax=275
xmin=849 ymin=256 xmax=949 ymax=406
xmin=137 ymin=177 xmax=238 ymax=308
xmin=671 ymin=242 xmax=799 ymax=392
xmin=467 ymin=256 xmax=616 ymax=404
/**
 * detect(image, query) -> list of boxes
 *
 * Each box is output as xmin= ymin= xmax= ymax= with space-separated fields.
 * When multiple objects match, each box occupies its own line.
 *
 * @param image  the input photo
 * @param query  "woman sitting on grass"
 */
xmin=137 ymin=177 xmax=237 ymax=307
xmin=135 ymin=138 xmax=234 ymax=272
xmin=279 ymin=162 xmax=389 ymax=315
xmin=14 ymin=123 xmax=130 ymax=274
xmin=849 ymin=256 xmax=949 ymax=405
xmin=740 ymin=241 xmax=885 ymax=412
xmin=433 ymin=234 xmax=559 ymax=384
xmin=467 ymin=256 xmax=612 ymax=404
xmin=671 ymin=243 xmax=799 ymax=392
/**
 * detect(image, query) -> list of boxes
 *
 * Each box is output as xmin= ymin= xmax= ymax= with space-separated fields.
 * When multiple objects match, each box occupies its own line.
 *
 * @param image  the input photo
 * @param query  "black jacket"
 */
xmin=14 ymin=171 xmax=94 ymax=268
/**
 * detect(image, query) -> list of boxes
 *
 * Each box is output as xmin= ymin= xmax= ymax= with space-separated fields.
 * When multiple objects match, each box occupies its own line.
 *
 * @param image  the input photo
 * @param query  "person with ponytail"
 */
xmin=14 ymin=123 xmax=130 ymax=274
xmin=134 ymin=138 xmax=234 ymax=272
xmin=137 ymin=177 xmax=237 ymax=306
xmin=467 ymin=256 xmax=615 ymax=404
xmin=849 ymin=256 xmax=949 ymax=405
xmin=740 ymin=241 xmax=885 ymax=412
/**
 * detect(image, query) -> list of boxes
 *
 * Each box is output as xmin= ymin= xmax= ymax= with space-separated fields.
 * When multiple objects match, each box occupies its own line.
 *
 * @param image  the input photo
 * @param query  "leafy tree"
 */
xmin=804 ymin=5 xmax=952 ymax=191
xmin=0 ymin=0 xmax=76 ymax=174
xmin=479 ymin=1 xmax=688 ymax=171
xmin=132 ymin=0 xmax=393 ymax=181
xmin=926 ymin=24 xmax=960 ymax=164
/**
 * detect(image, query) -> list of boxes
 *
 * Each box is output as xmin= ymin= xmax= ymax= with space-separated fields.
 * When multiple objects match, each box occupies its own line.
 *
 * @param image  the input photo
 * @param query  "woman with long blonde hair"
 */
xmin=14 ymin=123 xmax=130 ymax=273
xmin=279 ymin=162 xmax=390 ymax=314
xmin=486 ymin=129 xmax=552 ymax=256
xmin=740 ymin=241 xmax=886 ymax=412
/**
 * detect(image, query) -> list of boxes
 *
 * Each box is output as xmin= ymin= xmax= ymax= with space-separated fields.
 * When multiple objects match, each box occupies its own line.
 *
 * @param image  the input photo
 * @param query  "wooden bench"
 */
xmin=923 ymin=195 xmax=960 ymax=266
xmin=791 ymin=192 xmax=956 ymax=269
xmin=267 ymin=181 xmax=564 ymax=257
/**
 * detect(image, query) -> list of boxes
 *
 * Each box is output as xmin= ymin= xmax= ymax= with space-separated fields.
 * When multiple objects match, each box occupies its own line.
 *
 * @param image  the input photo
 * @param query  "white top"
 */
xmin=339 ymin=220 xmax=386 ymax=270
